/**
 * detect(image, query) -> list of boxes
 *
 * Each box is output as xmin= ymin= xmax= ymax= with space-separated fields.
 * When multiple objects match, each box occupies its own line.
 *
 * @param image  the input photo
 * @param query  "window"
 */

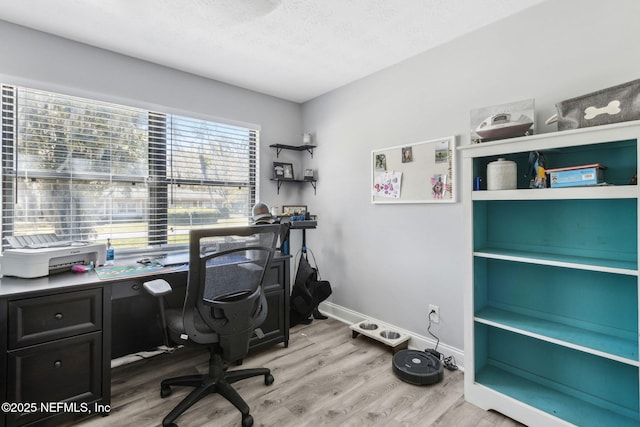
xmin=1 ymin=85 xmax=258 ymax=251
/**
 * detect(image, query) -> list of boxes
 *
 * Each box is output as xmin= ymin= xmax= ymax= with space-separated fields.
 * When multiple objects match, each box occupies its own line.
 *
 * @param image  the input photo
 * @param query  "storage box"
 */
xmin=554 ymin=79 xmax=640 ymax=131
xmin=547 ymin=164 xmax=606 ymax=188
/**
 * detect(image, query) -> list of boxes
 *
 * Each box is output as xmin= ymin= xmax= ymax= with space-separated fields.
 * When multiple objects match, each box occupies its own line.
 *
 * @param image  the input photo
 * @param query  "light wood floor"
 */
xmin=71 ymin=317 xmax=522 ymax=427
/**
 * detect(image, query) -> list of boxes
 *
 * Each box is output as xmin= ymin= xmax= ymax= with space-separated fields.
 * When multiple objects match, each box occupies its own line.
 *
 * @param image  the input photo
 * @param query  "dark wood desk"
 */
xmin=0 ymin=254 xmax=289 ymax=427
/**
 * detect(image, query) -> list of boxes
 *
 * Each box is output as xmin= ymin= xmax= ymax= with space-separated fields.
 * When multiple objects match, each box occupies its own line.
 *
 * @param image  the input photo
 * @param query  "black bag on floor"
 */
xmin=290 ymin=255 xmax=332 ymax=327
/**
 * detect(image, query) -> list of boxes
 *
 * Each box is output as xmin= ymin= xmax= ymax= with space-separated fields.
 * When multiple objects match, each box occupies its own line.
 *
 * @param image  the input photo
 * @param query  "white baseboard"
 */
xmin=318 ymin=301 xmax=465 ymax=370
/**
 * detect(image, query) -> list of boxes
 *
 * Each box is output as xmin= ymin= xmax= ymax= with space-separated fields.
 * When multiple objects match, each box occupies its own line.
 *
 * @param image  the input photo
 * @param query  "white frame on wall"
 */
xmin=371 ymin=135 xmax=457 ymax=204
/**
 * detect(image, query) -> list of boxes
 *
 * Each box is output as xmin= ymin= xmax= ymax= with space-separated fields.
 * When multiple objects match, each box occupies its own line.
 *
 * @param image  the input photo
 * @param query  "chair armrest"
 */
xmin=143 ymin=278 xmax=173 ymax=296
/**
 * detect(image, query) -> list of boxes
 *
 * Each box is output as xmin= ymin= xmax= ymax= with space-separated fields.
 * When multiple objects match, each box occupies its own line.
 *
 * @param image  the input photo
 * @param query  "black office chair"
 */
xmin=148 ymin=224 xmax=283 ymax=427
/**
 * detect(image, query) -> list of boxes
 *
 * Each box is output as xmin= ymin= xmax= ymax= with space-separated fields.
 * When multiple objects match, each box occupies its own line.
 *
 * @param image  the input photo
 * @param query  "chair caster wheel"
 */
xmin=242 ymin=414 xmax=254 ymax=427
xmin=160 ymin=385 xmax=172 ymax=398
xmin=265 ymin=373 xmax=274 ymax=386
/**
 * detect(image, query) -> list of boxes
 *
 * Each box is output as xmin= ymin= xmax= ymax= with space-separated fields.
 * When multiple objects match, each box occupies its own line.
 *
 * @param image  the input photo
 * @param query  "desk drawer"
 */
xmin=6 ymin=331 xmax=102 ymax=426
xmin=110 ymin=280 xmax=144 ymax=300
xmin=263 ymin=258 xmax=285 ymax=293
xmin=8 ymin=288 xmax=102 ymax=349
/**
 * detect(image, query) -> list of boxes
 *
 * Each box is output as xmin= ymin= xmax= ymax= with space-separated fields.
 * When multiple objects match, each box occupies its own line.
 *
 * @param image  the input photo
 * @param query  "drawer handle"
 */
xmin=55 ymin=313 xmax=63 ymax=320
xmin=54 ymin=360 xmax=62 ymax=368
xmin=132 ymin=284 xmax=140 ymax=291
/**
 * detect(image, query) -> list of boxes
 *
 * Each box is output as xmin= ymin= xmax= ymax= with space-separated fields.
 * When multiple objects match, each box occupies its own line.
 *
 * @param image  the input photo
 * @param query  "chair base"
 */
xmin=160 ymin=351 xmax=274 ymax=427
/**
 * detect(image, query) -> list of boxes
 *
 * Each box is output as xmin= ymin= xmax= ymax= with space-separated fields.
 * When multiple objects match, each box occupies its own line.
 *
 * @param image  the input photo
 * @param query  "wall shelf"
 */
xmin=269 ymin=143 xmax=317 ymax=195
xmin=269 ymin=143 xmax=316 ymax=158
xmin=460 ymin=121 xmax=640 ymax=427
xmin=270 ymin=178 xmax=317 ymax=195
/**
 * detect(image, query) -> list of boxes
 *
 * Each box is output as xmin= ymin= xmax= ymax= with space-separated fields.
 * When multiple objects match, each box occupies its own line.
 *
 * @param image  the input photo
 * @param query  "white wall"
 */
xmin=301 ymin=0 xmax=640 ymax=358
xmin=0 ymin=19 xmax=302 ymax=205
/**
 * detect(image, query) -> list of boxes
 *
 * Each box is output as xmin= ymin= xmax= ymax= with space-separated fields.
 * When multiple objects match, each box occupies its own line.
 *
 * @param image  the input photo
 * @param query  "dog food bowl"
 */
xmin=359 ymin=322 xmax=379 ymax=331
xmin=380 ymin=330 xmax=401 ymax=340
xmin=349 ymin=318 xmax=410 ymax=353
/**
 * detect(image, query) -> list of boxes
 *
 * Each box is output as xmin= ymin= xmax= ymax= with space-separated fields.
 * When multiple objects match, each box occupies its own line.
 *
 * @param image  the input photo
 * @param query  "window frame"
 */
xmin=1 ymin=84 xmax=259 ymax=252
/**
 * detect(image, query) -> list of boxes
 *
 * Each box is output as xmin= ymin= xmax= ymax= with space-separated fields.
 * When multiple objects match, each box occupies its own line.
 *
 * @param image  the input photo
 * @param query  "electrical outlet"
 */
xmin=429 ymin=304 xmax=440 ymax=323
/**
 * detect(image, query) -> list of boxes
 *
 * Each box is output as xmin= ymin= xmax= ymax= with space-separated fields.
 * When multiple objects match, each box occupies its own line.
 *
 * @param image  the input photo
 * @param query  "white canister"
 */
xmin=487 ymin=158 xmax=517 ymax=190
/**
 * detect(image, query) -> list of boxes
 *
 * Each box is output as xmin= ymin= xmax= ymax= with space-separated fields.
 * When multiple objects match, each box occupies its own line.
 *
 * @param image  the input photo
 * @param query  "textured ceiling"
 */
xmin=0 ymin=0 xmax=545 ymax=102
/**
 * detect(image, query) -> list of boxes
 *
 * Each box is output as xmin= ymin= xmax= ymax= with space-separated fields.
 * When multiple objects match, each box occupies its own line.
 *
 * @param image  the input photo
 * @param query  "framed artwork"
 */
xmin=273 ymin=162 xmax=294 ymax=180
xmin=282 ymin=205 xmax=307 ymax=215
xmin=371 ymin=135 xmax=457 ymax=204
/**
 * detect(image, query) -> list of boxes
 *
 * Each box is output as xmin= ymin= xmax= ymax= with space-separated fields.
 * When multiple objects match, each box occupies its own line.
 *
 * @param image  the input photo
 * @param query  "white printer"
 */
xmin=1 ymin=234 xmax=107 ymax=278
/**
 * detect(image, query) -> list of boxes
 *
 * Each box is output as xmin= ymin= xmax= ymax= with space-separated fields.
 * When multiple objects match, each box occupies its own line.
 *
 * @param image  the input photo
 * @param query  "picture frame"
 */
xmin=304 ymin=169 xmax=315 ymax=181
xmin=282 ymin=205 xmax=307 ymax=216
xmin=273 ymin=162 xmax=294 ymax=180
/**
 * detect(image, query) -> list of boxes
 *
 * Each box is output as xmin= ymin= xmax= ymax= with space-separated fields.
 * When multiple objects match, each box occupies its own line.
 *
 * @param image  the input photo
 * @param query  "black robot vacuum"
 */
xmin=392 ymin=349 xmax=444 ymax=385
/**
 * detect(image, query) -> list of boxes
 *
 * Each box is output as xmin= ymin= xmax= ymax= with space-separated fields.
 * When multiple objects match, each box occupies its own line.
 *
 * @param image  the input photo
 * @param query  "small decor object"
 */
xmin=486 ymin=158 xmax=517 ymax=190
xmin=273 ymin=162 xmax=294 ymax=180
xmin=546 ymin=79 xmax=640 ymax=130
xmin=303 ymin=133 xmax=312 ymax=145
xmin=304 ymin=169 xmax=315 ymax=181
xmin=282 ymin=205 xmax=307 ymax=216
xmin=474 ymin=177 xmax=482 ymax=191
xmin=527 ymin=151 xmax=547 ymax=189
xmin=546 ymin=164 xmax=606 ymax=188
xmin=402 ymin=147 xmax=413 ymax=163
xmin=471 ymin=99 xmax=535 ymax=143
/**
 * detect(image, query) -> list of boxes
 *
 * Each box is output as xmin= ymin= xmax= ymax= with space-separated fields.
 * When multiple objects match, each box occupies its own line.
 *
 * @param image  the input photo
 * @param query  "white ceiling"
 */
xmin=0 ymin=0 xmax=545 ymax=103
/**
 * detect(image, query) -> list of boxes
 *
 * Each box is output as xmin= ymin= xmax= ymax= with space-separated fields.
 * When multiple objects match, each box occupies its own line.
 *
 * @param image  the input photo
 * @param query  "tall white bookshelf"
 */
xmin=459 ymin=121 xmax=640 ymax=427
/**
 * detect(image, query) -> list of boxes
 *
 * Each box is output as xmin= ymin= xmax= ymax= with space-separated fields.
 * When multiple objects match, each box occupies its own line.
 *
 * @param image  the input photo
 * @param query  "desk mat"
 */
xmin=95 ymin=263 xmax=187 ymax=280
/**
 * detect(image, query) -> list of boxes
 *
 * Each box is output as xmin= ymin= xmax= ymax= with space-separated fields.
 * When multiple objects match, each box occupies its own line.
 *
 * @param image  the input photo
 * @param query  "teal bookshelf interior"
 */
xmin=464 ymin=124 xmax=640 ymax=426
xmin=474 ymin=325 xmax=640 ymax=427
xmin=474 ymin=257 xmax=638 ymax=360
xmin=474 ymin=198 xmax=638 ymax=270
xmin=472 ymin=139 xmax=637 ymax=189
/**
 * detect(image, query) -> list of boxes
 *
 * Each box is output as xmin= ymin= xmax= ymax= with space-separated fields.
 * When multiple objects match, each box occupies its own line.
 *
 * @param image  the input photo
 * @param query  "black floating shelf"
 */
xmin=270 ymin=178 xmax=317 ymax=195
xmin=270 ymin=144 xmax=316 ymax=158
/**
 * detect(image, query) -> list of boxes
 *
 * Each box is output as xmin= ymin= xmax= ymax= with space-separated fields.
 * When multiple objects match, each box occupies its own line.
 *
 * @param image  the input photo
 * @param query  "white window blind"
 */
xmin=1 ymin=85 xmax=258 ymax=251
xmin=165 ymin=115 xmax=258 ymax=245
